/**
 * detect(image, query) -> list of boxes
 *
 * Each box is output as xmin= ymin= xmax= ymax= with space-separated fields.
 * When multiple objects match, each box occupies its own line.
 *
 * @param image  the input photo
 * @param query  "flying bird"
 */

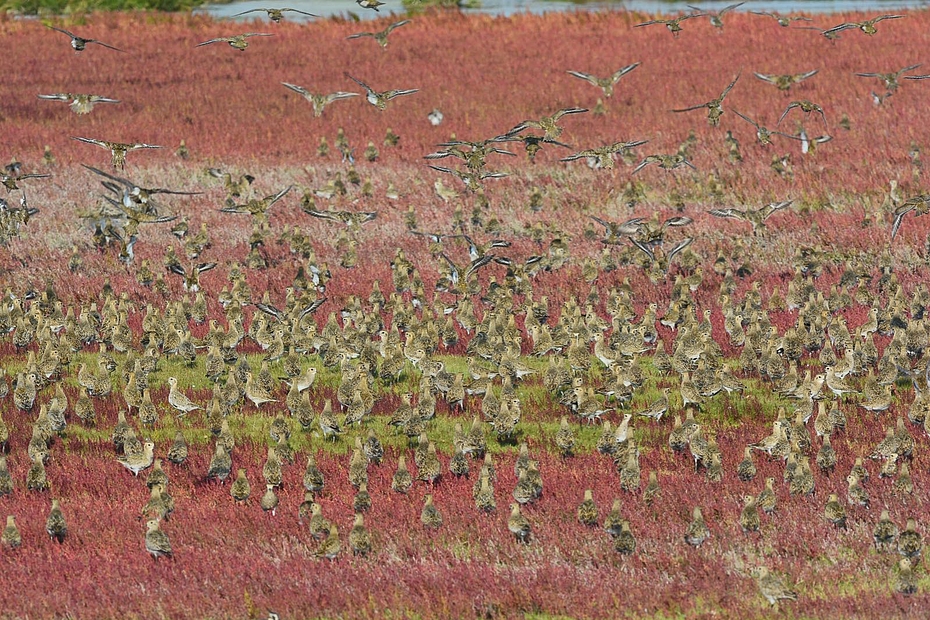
xmin=37 ymin=93 xmax=120 ymax=115
xmin=47 ymin=25 xmax=122 ymax=52
xmin=345 ymin=74 xmax=418 ymax=110
xmin=753 ymin=70 xmax=818 ymax=92
xmin=687 ymin=2 xmax=744 ymax=28
xmin=196 ymin=33 xmax=273 ymax=51
xmin=566 ymin=62 xmax=640 ymax=98
xmin=672 ymin=72 xmax=740 ymax=126
xmin=777 ymin=100 xmax=827 ymax=130
xmin=824 ymin=14 xmax=904 ymax=36
xmin=635 ymin=13 xmax=703 ymax=35
xmin=71 ymin=137 xmax=162 ymax=170
xmin=632 ymin=154 xmax=696 ymax=174
xmin=505 ymin=107 xmax=588 ymax=141
xmin=751 ymin=11 xmax=812 ymax=27
xmin=282 ymin=83 xmax=359 ymax=117
xmin=346 ymin=20 xmax=411 ymax=49
xmin=232 ymin=7 xmax=318 ymax=21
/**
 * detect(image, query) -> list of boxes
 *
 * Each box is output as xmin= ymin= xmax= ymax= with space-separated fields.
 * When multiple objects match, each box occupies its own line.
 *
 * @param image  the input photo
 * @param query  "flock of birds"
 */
xmin=4 ymin=5 xmax=930 ymax=613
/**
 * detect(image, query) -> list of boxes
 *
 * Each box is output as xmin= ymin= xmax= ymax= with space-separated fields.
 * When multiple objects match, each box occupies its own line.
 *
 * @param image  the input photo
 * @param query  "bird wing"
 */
xmin=631 ymin=239 xmax=655 ymax=261
xmin=776 ymin=103 xmax=798 ymax=125
xmin=672 ymin=102 xmax=708 ymax=113
xmin=663 ymin=215 xmax=693 ymax=228
xmin=346 ymin=31 xmax=375 ymax=39
xmin=306 ymin=208 xmax=343 ymax=223
xmin=552 ymin=107 xmax=589 ymax=120
xmin=282 ymin=82 xmax=310 ymax=96
xmin=708 ymin=208 xmax=745 ymax=220
xmin=286 ymin=8 xmax=319 ymax=16
xmin=129 ymin=143 xmax=163 ymax=150
xmin=667 ymin=237 xmax=694 ymax=262
xmin=753 ymin=72 xmax=778 ymax=84
xmin=37 ymin=93 xmax=71 ymax=101
xmin=48 ymin=25 xmax=77 ymax=37
xmin=196 ymin=38 xmax=229 ymax=47
xmin=872 ymin=14 xmax=904 ymax=23
xmin=385 ymin=19 xmax=411 ymax=33
xmin=896 ymin=64 xmax=922 ymax=76
xmin=891 ymin=203 xmax=916 ymax=240
xmin=719 ymin=2 xmax=745 ymax=14
xmin=383 ymin=88 xmax=419 ymax=100
xmin=795 ymin=69 xmax=818 ymax=81
xmin=634 ymin=20 xmax=662 ymax=27
xmin=232 ymin=8 xmax=262 ymax=15
xmin=611 ymin=62 xmax=641 ymax=82
xmin=89 ymin=38 xmax=123 ymax=51
xmin=265 ymin=185 xmax=292 ymax=206
xmin=344 ymin=73 xmax=373 ymax=94
xmin=760 ymin=200 xmax=793 ymax=220
xmin=566 ymin=70 xmax=598 ymax=85
xmin=324 ymin=91 xmax=358 ymax=103
xmin=823 ymin=23 xmax=856 ymax=34
xmin=72 ymin=136 xmax=108 ymax=148
xmin=732 ymin=109 xmax=760 ymax=128
xmin=718 ymin=72 xmax=741 ymax=100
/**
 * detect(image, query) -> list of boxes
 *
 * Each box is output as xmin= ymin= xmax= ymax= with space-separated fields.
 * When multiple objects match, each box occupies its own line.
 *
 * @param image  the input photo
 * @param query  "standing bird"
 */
xmin=166 ymin=377 xmax=201 ymax=417
xmin=349 ymin=513 xmax=372 ymax=556
xmin=751 ymin=566 xmax=798 ymax=606
xmin=230 ymin=469 xmax=251 ymax=503
xmin=346 ymin=20 xmax=411 ymax=49
xmin=196 ymin=33 xmax=273 ymax=51
xmin=47 ymin=25 xmax=123 ymax=52
xmin=2 ymin=515 xmax=20 ymax=549
xmin=685 ymin=507 xmax=710 ymax=546
xmin=144 ymin=519 xmax=172 ymax=559
xmin=577 ymin=489 xmax=599 ymax=526
xmin=281 ymin=83 xmax=358 ymax=117
xmin=614 ymin=520 xmax=637 ymax=555
xmin=421 ymin=494 xmax=443 ymax=528
xmin=314 ymin=524 xmax=341 ymax=560
xmin=206 ymin=444 xmax=232 ymax=482
xmin=46 ymin=499 xmax=67 ymax=543
xmin=508 ymin=503 xmax=532 ymax=543
xmin=566 ymin=62 xmax=640 ymax=98
xmin=824 ymin=493 xmax=847 ymax=529
xmin=345 ymin=74 xmax=418 ymax=111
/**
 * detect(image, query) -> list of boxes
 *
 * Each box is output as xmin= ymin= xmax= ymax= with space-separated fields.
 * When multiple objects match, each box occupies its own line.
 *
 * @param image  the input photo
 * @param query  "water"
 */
xmin=198 ymin=0 xmax=930 ymax=22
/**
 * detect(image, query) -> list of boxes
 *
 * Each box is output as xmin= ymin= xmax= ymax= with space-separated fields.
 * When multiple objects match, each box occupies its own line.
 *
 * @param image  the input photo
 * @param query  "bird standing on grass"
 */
xmin=751 ymin=566 xmax=797 ymax=606
xmin=145 ymin=519 xmax=172 ymax=559
xmin=167 ymin=377 xmax=201 ymax=417
xmin=2 ymin=515 xmax=20 ymax=549
xmin=46 ymin=499 xmax=66 ymax=543
xmin=508 ymin=503 xmax=532 ymax=543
